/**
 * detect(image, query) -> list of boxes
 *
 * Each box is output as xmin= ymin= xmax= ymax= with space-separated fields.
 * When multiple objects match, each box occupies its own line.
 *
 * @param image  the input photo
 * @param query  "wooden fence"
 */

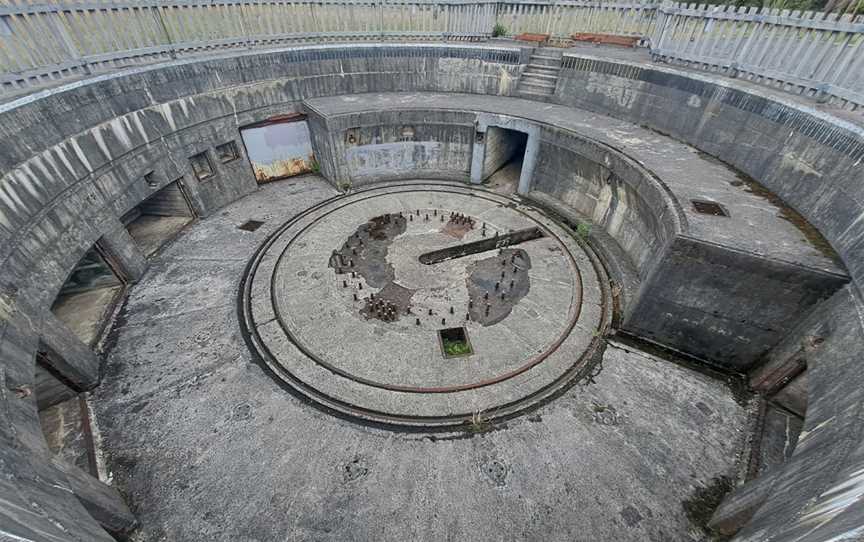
xmin=650 ymin=3 xmax=864 ymax=111
xmin=0 ymin=0 xmax=497 ymax=94
xmin=0 ymin=0 xmax=861 ymax=111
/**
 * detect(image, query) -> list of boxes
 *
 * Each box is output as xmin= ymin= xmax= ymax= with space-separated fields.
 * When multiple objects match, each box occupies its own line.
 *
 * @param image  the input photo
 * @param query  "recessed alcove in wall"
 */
xmin=34 ymin=347 xmax=99 ymax=492
xmin=122 ymin=179 xmax=195 ymax=257
xmin=481 ymin=126 xmax=528 ymax=194
xmin=51 ymin=246 xmax=124 ymax=347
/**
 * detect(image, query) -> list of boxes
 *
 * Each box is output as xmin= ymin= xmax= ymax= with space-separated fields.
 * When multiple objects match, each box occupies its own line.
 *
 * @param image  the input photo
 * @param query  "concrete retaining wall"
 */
xmin=319 ymin=110 xmax=476 ymax=187
xmin=626 ymin=237 xmax=848 ymax=371
xmin=554 ymin=52 xmax=864 ymax=542
xmin=533 ymin=126 xmax=677 ymax=280
xmin=0 ymin=44 xmax=521 ymax=540
xmin=555 ymin=54 xmax=864 ymax=305
xmin=0 ymin=43 xmax=862 ymax=541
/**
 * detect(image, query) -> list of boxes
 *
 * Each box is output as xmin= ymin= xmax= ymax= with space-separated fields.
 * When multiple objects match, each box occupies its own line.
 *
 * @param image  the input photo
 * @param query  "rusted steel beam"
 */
xmin=419 ymin=227 xmax=543 ymax=265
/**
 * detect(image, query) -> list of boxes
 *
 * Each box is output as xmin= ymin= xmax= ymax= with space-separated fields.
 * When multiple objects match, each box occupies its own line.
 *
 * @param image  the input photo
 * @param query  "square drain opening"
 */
xmin=438 ymin=327 xmax=473 ymax=358
xmin=691 ymin=200 xmax=729 ymax=217
xmin=238 ymin=220 xmax=265 ymax=232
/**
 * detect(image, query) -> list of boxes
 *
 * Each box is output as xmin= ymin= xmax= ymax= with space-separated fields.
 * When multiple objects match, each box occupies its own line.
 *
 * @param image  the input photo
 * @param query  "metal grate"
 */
xmin=691 ymin=200 xmax=729 ymax=217
xmin=238 ymin=220 xmax=265 ymax=232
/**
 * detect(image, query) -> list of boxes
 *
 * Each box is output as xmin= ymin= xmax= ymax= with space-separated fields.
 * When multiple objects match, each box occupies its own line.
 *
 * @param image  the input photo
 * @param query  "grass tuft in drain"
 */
xmin=439 ymin=327 xmax=473 ymax=358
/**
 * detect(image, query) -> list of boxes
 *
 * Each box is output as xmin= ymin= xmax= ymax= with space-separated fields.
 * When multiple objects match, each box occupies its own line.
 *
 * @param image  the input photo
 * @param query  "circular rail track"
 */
xmin=238 ymin=181 xmax=612 ymax=429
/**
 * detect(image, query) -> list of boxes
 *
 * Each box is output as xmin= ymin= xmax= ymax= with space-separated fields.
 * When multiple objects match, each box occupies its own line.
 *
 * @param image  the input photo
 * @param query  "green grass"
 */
xmin=492 ymin=22 xmax=507 ymax=37
xmin=443 ymin=338 xmax=472 ymax=357
xmin=467 ymin=411 xmax=493 ymax=433
xmin=576 ymin=222 xmax=592 ymax=239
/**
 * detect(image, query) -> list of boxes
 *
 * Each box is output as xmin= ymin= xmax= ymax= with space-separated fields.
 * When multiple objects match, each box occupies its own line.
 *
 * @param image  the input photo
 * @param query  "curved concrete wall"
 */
xmin=310 ymin=107 xmax=681 ymax=289
xmin=0 ymin=43 xmax=522 ymax=540
xmin=0 ymin=43 xmax=861 ymax=540
xmin=533 ymin=125 xmax=679 ymax=280
xmin=555 ymin=53 xmax=864 ymax=305
xmin=554 ymin=52 xmax=864 ymax=542
xmin=314 ymin=110 xmax=478 ymax=186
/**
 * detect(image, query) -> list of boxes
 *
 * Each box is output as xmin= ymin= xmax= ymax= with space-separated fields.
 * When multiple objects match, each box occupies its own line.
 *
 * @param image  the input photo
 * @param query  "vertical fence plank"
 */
xmin=0 ymin=0 xmax=860 ymax=109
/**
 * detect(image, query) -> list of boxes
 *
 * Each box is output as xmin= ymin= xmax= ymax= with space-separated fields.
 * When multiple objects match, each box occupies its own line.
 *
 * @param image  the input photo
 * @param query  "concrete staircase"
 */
xmin=517 ymin=47 xmax=563 ymax=97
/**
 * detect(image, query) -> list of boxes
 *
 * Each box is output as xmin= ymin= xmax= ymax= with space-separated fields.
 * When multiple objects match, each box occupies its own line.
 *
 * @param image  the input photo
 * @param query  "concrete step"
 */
xmin=526 ymin=63 xmax=561 ymax=73
xmin=518 ymin=87 xmax=555 ymax=97
xmin=521 ymin=71 xmax=558 ymax=82
xmin=519 ymin=74 xmax=557 ymax=88
xmin=530 ymin=54 xmax=562 ymax=62
xmin=519 ymin=79 xmax=557 ymax=91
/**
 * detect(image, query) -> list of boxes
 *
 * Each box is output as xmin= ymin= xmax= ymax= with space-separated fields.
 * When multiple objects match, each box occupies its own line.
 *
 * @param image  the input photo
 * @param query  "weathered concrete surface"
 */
xmin=39 ymin=311 xmax=102 ymax=392
xmin=125 ymin=215 xmax=192 ymax=257
xmin=93 ymin=178 xmax=749 ymax=541
xmin=52 ymin=285 xmax=123 ymax=346
xmin=0 ymin=41 xmax=861 ymax=541
xmin=247 ymin=182 xmax=600 ymax=423
xmin=554 ymin=52 xmax=863 ymax=300
xmin=728 ymin=288 xmax=864 ymax=542
xmin=99 ymin=221 xmax=150 ymax=283
xmin=302 ymin=92 xmax=846 ymax=370
xmin=625 ymin=238 xmax=847 ymax=371
xmin=482 ymin=126 xmax=526 ymax=181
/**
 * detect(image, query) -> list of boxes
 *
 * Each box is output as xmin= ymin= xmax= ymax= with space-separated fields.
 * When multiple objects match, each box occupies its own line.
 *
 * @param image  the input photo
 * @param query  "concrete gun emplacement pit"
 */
xmin=1 ymin=4 xmax=863 ymax=542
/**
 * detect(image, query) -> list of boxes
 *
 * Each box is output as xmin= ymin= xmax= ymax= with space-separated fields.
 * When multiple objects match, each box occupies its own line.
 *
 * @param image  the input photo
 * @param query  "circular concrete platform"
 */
xmin=240 ymin=182 xmax=611 ymax=428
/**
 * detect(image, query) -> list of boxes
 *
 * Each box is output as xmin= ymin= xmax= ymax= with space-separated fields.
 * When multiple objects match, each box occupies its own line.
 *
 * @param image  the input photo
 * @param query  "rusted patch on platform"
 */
xmin=359 ymin=283 xmax=414 ymax=322
xmin=467 ymin=248 xmax=532 ymax=326
xmin=329 ymin=213 xmax=407 ymax=288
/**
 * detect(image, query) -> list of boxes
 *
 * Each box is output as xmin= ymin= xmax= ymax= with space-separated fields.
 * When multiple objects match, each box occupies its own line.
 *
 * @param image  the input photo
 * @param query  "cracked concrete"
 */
xmin=92 ymin=176 xmax=749 ymax=542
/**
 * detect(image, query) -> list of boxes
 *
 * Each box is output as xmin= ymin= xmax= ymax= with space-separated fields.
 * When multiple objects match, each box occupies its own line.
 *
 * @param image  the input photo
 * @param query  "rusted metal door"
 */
xmin=240 ymin=114 xmax=316 ymax=184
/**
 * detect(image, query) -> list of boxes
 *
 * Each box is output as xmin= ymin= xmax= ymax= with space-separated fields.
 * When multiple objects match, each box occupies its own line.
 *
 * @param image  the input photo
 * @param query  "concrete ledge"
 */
xmin=0 ymin=42 xmax=862 ymax=541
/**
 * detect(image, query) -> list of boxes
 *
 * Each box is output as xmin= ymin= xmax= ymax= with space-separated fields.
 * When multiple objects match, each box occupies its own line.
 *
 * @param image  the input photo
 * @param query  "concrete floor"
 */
xmin=483 ymin=161 xmax=521 ymax=195
xmin=92 ymin=177 xmax=750 ymax=542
